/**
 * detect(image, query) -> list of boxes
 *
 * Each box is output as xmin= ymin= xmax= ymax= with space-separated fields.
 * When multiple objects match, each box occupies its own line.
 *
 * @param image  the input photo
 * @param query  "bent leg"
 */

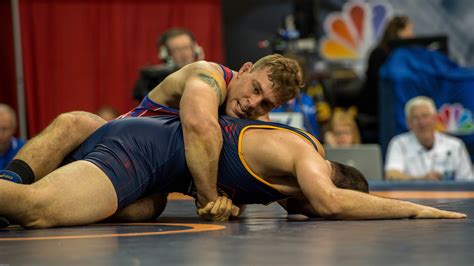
xmin=105 ymin=193 xmax=168 ymax=223
xmin=14 ymin=111 xmax=106 ymax=180
xmin=0 ymin=160 xmax=118 ymax=228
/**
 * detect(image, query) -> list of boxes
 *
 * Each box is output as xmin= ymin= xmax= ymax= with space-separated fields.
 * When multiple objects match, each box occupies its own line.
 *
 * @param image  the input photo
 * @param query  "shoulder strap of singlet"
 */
xmin=235 ymin=124 xmax=321 ymax=195
xmin=218 ymin=64 xmax=234 ymax=86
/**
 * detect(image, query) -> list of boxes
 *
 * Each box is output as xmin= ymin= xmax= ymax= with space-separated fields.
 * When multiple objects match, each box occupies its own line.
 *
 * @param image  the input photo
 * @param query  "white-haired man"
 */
xmin=385 ymin=96 xmax=473 ymax=181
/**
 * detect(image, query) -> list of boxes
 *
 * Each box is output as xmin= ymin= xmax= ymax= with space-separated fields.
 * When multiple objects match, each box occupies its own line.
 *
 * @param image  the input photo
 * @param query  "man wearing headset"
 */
xmin=132 ymin=28 xmax=204 ymax=101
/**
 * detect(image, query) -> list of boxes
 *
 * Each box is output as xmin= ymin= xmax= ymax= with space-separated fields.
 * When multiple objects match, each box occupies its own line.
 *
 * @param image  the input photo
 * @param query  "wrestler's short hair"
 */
xmin=251 ymin=54 xmax=304 ymax=104
xmin=330 ymin=161 xmax=369 ymax=193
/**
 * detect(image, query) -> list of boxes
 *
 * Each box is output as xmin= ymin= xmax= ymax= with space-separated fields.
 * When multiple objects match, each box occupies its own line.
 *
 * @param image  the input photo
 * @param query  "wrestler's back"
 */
xmin=215 ymin=116 xmax=321 ymax=204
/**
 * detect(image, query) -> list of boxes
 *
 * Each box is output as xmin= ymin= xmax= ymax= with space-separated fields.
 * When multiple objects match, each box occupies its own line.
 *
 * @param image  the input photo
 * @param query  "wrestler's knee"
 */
xmin=55 ymin=111 xmax=105 ymax=132
xmin=52 ymin=111 xmax=106 ymax=145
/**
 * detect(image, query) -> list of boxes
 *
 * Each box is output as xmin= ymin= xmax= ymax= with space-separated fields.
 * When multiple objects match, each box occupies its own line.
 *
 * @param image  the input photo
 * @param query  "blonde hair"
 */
xmin=404 ymin=96 xmax=436 ymax=119
xmin=327 ymin=110 xmax=361 ymax=144
xmin=251 ymin=54 xmax=304 ymax=103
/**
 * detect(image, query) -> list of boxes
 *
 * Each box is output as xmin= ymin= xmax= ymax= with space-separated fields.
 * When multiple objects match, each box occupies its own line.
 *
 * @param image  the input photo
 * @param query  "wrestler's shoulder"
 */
xmin=182 ymin=61 xmax=222 ymax=73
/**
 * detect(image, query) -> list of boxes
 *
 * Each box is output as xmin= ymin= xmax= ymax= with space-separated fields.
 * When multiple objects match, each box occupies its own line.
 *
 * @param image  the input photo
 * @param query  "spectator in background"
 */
xmin=0 ymin=104 xmax=26 ymax=170
xmin=385 ymin=96 xmax=473 ymax=181
xmin=132 ymin=28 xmax=204 ymax=101
xmin=357 ymin=15 xmax=414 ymax=143
xmin=324 ymin=109 xmax=361 ymax=147
xmin=96 ymin=106 xmax=120 ymax=121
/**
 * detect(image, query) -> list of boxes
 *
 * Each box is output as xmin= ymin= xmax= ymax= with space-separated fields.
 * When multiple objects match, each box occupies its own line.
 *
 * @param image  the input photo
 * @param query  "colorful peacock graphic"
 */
xmin=437 ymin=103 xmax=474 ymax=135
xmin=320 ymin=1 xmax=392 ymax=60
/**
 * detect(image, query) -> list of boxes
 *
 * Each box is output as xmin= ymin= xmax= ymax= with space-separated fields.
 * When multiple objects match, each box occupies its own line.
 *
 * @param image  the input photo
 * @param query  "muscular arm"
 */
xmin=180 ymin=71 xmax=225 ymax=206
xmin=294 ymin=148 xmax=465 ymax=219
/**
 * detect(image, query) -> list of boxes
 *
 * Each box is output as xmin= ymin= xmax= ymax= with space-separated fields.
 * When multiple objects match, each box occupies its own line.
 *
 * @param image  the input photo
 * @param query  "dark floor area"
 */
xmin=1 ymin=196 xmax=473 ymax=265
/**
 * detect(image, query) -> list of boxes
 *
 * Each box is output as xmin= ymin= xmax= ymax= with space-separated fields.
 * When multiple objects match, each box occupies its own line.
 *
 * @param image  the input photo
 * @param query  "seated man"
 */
xmin=0 ymin=115 xmax=464 ymax=229
xmin=385 ymin=96 xmax=473 ymax=181
xmin=0 ymin=104 xmax=26 ymax=170
xmin=1 ymin=54 xmax=303 ymax=220
xmin=132 ymin=28 xmax=204 ymax=101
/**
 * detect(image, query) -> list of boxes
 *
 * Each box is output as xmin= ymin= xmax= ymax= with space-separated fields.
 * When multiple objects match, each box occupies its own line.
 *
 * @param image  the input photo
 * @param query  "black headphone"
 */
xmin=157 ymin=28 xmax=204 ymax=66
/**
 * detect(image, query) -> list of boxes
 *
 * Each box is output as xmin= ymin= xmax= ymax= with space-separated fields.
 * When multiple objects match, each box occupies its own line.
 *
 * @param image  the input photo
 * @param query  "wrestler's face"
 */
xmin=225 ymin=64 xmax=279 ymax=119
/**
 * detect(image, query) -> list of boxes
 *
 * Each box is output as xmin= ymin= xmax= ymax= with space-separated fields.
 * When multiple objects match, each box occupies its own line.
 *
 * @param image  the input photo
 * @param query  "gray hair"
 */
xmin=404 ymin=96 xmax=437 ymax=119
xmin=0 ymin=103 xmax=17 ymax=129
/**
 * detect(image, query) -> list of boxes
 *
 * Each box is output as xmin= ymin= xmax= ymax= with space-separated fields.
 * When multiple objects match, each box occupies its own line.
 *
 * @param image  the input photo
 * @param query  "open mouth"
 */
xmin=236 ymin=101 xmax=246 ymax=118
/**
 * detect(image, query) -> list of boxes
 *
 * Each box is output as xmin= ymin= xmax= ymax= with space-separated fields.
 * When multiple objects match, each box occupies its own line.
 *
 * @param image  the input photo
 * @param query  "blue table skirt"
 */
xmin=369 ymin=181 xmax=474 ymax=191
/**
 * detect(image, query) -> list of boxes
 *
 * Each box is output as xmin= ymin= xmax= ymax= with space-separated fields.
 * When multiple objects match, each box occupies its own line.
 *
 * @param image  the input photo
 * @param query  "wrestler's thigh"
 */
xmin=31 ymin=160 xmax=118 ymax=227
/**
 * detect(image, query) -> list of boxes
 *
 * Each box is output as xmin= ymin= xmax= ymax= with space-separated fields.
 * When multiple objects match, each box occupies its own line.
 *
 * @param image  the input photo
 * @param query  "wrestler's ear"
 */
xmin=237 ymin=62 xmax=253 ymax=77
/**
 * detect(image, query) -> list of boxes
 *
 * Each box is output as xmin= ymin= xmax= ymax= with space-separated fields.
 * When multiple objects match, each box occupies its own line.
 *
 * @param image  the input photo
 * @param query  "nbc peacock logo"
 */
xmin=437 ymin=103 xmax=474 ymax=135
xmin=320 ymin=1 xmax=392 ymax=60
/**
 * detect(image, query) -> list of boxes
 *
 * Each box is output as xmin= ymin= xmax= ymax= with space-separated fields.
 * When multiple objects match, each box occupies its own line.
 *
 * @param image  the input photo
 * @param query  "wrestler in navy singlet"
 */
xmin=66 ymin=115 xmax=319 ymax=209
xmin=212 ymin=116 xmax=320 ymax=205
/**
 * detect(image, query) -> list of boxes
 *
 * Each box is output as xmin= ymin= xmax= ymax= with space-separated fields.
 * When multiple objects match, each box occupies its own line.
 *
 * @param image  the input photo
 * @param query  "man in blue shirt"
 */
xmin=272 ymin=92 xmax=319 ymax=136
xmin=0 ymin=104 xmax=25 ymax=170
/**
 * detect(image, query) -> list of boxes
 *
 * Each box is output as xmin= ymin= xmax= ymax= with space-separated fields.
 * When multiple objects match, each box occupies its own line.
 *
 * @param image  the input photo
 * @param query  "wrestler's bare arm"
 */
xmin=179 ymin=71 xmax=226 ymax=207
xmin=292 ymin=146 xmax=466 ymax=220
xmin=147 ymin=62 xmax=224 ymax=109
xmin=148 ymin=62 xmax=229 ymax=206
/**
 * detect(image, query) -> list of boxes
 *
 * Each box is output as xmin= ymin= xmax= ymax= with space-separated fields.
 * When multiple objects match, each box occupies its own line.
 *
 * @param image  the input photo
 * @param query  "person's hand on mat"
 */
xmin=196 ymin=196 xmax=240 ymax=222
xmin=414 ymin=206 xmax=466 ymax=219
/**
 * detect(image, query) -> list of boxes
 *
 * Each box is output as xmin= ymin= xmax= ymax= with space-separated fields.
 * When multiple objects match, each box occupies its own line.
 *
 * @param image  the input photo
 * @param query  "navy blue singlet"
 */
xmin=66 ymin=115 xmax=320 ymax=208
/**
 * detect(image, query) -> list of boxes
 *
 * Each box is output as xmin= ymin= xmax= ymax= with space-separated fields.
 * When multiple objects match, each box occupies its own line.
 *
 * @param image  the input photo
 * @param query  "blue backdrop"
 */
xmin=379 ymin=47 xmax=474 ymax=161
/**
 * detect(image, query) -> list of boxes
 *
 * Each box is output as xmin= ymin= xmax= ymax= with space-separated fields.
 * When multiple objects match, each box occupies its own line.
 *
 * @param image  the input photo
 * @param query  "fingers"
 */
xmin=196 ymin=201 xmax=215 ymax=216
xmin=210 ymin=196 xmax=231 ymax=215
xmin=231 ymin=205 xmax=240 ymax=217
xmin=196 ymin=196 xmax=238 ymax=222
xmin=209 ymin=196 xmax=233 ymax=221
xmin=416 ymin=207 xmax=467 ymax=219
xmin=440 ymin=210 xmax=466 ymax=219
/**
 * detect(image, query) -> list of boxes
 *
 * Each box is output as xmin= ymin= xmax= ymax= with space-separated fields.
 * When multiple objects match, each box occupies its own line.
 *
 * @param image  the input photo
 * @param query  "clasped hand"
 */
xmin=196 ymin=195 xmax=240 ymax=222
